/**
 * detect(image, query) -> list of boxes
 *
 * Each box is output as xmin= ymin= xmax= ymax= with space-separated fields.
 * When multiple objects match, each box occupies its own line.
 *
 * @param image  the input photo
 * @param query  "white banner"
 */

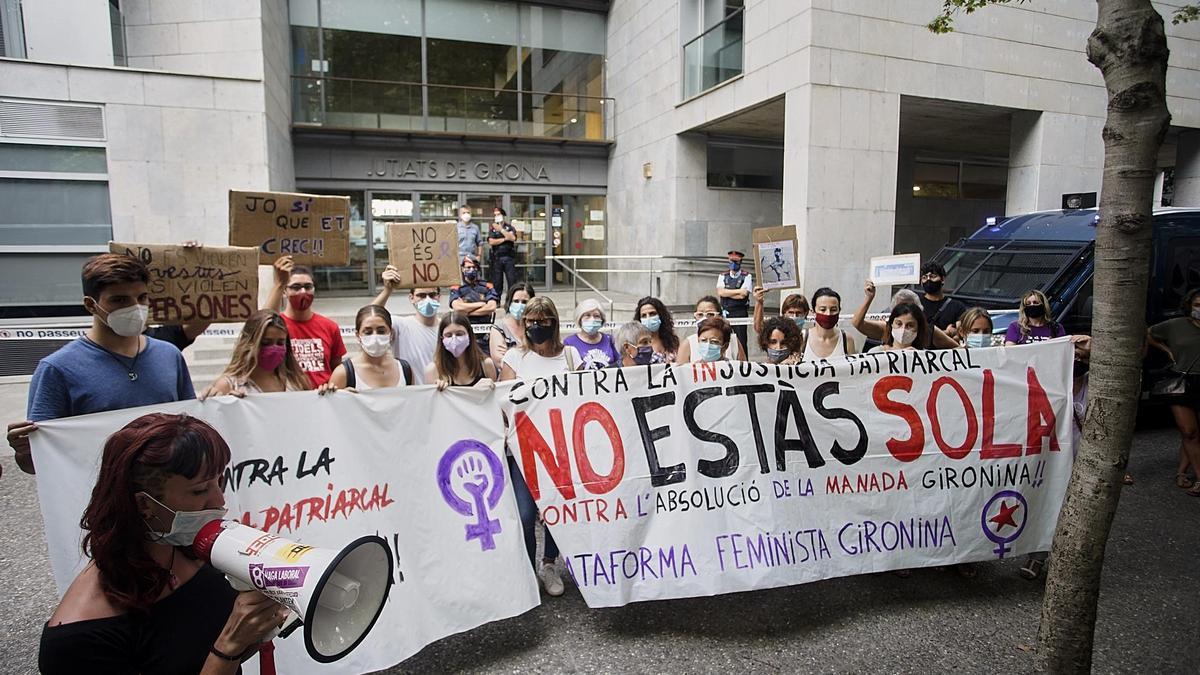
xmin=504 ymin=340 xmax=1075 ymax=607
xmin=32 ymin=386 xmax=539 ymax=674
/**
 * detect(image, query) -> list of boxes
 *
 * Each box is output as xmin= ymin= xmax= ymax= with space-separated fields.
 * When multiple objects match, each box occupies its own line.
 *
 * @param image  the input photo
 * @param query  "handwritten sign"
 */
xmin=109 ymin=242 xmax=258 ymax=324
xmin=752 ymin=225 xmax=798 ymax=290
xmin=386 ymin=221 xmax=459 ymax=289
xmin=228 ymin=190 xmax=351 ymax=265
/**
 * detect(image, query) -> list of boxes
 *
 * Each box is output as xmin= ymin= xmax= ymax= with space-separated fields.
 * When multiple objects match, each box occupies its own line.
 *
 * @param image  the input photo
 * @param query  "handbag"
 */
xmin=1149 ymin=354 xmax=1200 ymax=398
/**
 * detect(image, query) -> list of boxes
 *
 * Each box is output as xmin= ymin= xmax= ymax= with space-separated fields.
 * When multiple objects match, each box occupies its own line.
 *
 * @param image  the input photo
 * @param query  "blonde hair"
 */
xmin=219 ymin=310 xmax=311 ymax=390
xmin=956 ymin=307 xmax=994 ymax=342
xmin=1017 ymin=289 xmax=1056 ymax=336
xmin=519 ymin=296 xmax=564 ymax=353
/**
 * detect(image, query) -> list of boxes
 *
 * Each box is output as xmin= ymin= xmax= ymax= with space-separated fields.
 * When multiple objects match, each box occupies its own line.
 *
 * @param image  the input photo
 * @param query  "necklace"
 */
xmin=84 ymin=336 xmax=142 ymax=381
xmin=165 ymin=546 xmax=179 ymax=590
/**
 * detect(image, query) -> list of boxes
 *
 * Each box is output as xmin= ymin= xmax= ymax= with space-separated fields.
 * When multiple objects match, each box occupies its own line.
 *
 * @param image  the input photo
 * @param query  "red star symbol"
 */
xmin=989 ymin=500 xmax=1020 ymax=531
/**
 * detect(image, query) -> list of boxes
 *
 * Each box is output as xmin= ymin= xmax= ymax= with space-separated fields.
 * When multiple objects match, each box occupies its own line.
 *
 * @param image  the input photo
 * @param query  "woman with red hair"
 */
xmin=39 ymin=413 xmax=286 ymax=673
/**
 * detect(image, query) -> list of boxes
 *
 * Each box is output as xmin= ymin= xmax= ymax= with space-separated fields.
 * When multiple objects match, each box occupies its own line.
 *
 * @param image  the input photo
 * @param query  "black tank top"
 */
xmin=39 ymin=564 xmax=238 ymax=674
xmin=452 ymin=364 xmax=486 ymax=387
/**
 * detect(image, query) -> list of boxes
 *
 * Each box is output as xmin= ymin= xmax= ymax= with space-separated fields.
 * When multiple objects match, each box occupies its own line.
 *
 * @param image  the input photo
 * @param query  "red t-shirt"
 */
xmin=281 ymin=312 xmax=346 ymax=388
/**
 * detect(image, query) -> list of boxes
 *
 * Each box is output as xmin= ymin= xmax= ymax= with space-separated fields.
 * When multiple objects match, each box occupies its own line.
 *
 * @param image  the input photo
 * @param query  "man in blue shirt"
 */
xmin=7 ymin=253 xmax=195 ymax=474
xmin=449 ymin=255 xmax=499 ymax=354
xmin=456 ymin=205 xmax=483 ymax=261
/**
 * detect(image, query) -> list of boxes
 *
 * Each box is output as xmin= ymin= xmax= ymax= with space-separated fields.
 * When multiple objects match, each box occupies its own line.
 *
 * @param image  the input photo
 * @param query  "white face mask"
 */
xmin=460 ymin=212 xmax=471 ymax=223
xmin=141 ymin=492 xmax=227 ymax=547
xmin=494 ymin=215 xmax=503 ymax=223
xmin=93 ymin=300 xmax=149 ymax=337
xmin=1192 ymin=308 xmax=1200 ymax=321
xmin=360 ymin=333 xmax=391 ymax=357
xmin=892 ymin=326 xmax=917 ymax=346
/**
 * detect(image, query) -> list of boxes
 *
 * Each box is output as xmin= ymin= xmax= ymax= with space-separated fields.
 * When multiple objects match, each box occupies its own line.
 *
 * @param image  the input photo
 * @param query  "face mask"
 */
xmin=814 ymin=313 xmax=839 ymax=330
xmin=464 ymin=269 xmax=479 ymax=283
xmin=633 ymin=345 xmax=654 ymax=365
xmin=416 ymin=298 xmax=440 ymax=318
xmin=360 ymin=333 xmax=391 ymax=358
xmin=527 ymin=324 xmax=554 ymax=345
xmin=892 ymin=327 xmax=917 ymax=346
xmin=697 ymin=342 xmax=722 ymax=362
xmin=641 ymin=316 xmax=662 ymax=332
xmin=141 ymin=492 xmax=227 ymax=547
xmin=509 ymin=302 xmax=526 ymax=319
xmin=789 ymin=315 xmax=806 ymax=327
xmin=460 ymin=213 xmax=471 ymax=223
xmin=290 ymin=292 xmax=314 ymax=312
xmin=494 ymin=215 xmax=503 ymax=223
xmin=922 ymin=279 xmax=944 ymax=295
xmin=767 ymin=347 xmax=791 ymax=363
xmin=442 ymin=334 xmax=471 ymax=357
xmin=1192 ymin=308 xmax=1200 ymax=321
xmin=94 ymin=301 xmax=149 ymax=337
xmin=965 ymin=333 xmax=991 ymax=349
xmin=729 ymin=261 xmax=741 ymax=272
xmin=258 ymin=344 xmax=287 ymax=371
xmin=582 ymin=318 xmax=603 ymax=335
xmin=1024 ymin=303 xmax=1046 ymax=319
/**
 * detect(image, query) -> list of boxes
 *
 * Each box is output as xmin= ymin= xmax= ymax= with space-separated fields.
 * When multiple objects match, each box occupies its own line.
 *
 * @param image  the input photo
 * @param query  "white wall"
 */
xmin=21 ymin=0 xmax=113 ymax=66
xmin=121 ymin=0 xmax=265 ymax=78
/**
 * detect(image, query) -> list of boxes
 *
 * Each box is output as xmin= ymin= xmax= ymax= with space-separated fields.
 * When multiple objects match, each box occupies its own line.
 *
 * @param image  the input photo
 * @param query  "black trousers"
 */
xmin=490 ymin=254 xmax=517 ymax=299
xmin=725 ymin=305 xmax=748 ymax=355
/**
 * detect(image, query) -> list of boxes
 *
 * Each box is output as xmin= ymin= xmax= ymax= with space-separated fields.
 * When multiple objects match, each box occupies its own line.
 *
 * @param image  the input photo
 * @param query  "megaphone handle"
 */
xmin=224 ymin=574 xmax=301 ymax=641
xmin=258 ymin=640 xmax=277 ymax=675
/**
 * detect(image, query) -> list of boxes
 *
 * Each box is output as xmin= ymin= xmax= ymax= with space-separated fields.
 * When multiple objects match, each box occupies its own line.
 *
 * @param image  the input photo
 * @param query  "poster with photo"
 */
xmin=753 ymin=225 xmax=798 ymax=289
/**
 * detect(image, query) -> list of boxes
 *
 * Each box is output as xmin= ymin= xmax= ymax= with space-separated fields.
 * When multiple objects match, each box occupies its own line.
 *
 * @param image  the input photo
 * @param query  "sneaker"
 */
xmin=540 ymin=563 xmax=565 ymax=597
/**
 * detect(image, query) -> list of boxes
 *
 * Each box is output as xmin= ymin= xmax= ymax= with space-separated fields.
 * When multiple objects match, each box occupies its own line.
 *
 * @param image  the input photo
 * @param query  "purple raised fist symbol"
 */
xmin=437 ymin=440 xmax=505 ymax=551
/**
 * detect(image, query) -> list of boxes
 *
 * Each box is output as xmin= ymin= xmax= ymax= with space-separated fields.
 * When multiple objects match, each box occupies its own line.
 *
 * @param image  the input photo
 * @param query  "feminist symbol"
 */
xmin=436 ymin=440 xmax=505 ymax=551
xmin=980 ymin=490 xmax=1029 ymax=559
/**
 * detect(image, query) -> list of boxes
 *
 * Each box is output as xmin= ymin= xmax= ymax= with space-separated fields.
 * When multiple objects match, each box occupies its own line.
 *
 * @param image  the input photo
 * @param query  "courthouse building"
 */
xmin=1 ymin=0 xmax=1198 ymax=318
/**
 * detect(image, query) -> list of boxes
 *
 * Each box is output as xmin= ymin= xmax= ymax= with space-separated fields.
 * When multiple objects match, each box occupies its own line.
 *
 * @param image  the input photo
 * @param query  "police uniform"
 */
xmin=450 ymin=279 xmax=500 ymax=353
xmin=719 ymin=251 xmax=752 ymax=351
xmin=488 ymin=220 xmax=518 ymax=298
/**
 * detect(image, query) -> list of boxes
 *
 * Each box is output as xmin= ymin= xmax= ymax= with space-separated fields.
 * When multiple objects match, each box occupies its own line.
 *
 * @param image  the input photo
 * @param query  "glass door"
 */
xmin=464 ymin=193 xmax=502 ymax=275
xmin=307 ymin=190 xmax=368 ymax=293
xmin=553 ymin=194 xmax=607 ymax=290
xmin=369 ymin=192 xmax=415 ymax=293
xmin=509 ymin=195 xmax=549 ymax=287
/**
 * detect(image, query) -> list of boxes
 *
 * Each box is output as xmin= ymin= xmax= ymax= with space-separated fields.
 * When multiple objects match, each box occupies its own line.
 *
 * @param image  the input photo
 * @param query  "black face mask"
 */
xmin=922 ymin=279 xmax=943 ymax=295
xmin=1025 ymin=304 xmax=1046 ymax=319
xmin=527 ymin=324 xmax=554 ymax=345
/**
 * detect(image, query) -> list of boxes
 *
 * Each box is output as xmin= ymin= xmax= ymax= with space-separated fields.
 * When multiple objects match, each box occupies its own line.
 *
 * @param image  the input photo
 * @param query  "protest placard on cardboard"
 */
xmin=386 ymin=221 xmax=460 ymax=289
xmin=109 ymin=242 xmax=259 ymax=324
xmin=752 ymin=225 xmax=798 ymax=290
xmin=228 ymin=190 xmax=351 ymax=265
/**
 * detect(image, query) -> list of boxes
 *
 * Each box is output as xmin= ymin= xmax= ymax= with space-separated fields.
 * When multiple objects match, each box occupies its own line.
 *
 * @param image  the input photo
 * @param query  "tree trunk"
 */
xmin=1035 ymin=0 xmax=1171 ymax=672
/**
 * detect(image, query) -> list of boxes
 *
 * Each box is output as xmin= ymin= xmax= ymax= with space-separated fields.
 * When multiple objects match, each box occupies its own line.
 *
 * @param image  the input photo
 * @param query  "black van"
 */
xmin=928 ymin=207 xmax=1200 ymax=395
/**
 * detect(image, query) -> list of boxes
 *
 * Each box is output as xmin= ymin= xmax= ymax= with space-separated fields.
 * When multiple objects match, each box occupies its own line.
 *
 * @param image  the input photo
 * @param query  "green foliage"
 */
xmin=929 ymin=0 xmax=1198 ymax=32
xmin=1174 ymin=5 xmax=1200 ymax=24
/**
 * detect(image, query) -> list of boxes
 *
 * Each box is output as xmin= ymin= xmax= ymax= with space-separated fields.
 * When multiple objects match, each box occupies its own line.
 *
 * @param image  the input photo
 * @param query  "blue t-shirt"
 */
xmin=27 ymin=337 xmax=195 ymax=422
xmin=564 ymin=333 xmax=621 ymax=370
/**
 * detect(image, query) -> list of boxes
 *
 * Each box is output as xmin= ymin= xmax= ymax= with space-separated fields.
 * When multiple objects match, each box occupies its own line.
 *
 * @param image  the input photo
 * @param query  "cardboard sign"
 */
xmin=870 ymin=253 xmax=921 ymax=286
xmin=386 ymin=221 xmax=460 ymax=289
xmin=109 ymin=242 xmax=259 ymax=324
xmin=752 ymin=225 xmax=799 ymax=290
xmin=228 ymin=190 xmax=351 ymax=265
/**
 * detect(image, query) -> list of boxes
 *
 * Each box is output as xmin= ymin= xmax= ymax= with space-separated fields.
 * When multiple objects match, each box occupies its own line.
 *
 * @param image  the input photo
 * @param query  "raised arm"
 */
xmin=262 ymin=256 xmax=292 ymax=311
xmin=852 ymin=279 xmax=886 ymax=341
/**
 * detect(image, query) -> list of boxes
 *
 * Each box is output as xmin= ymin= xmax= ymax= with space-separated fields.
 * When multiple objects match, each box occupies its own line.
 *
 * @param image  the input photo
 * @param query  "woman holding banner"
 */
xmin=678 ymin=296 xmax=745 ymax=363
xmin=328 ymin=305 xmax=413 ymax=390
xmin=430 ymin=311 xmax=498 ymax=389
xmin=615 ymin=321 xmax=655 ymax=367
xmin=759 ymin=315 xmax=805 ymax=364
xmin=867 ymin=303 xmax=929 ymax=353
xmin=690 ymin=316 xmax=735 ymax=362
xmin=854 ymin=281 xmax=958 ymax=350
xmin=39 ymin=413 xmax=287 ymax=673
xmin=490 ymin=283 xmax=535 ymax=366
xmin=752 ymin=286 xmax=810 ymax=337
xmin=564 ymin=298 xmax=621 ymax=370
xmin=634 ymin=297 xmax=680 ymax=364
xmin=955 ymin=308 xmax=995 ymax=349
xmin=802 ymin=288 xmax=857 ymax=360
xmin=499 ymin=296 xmax=580 ymax=597
xmin=202 ymin=310 xmax=311 ymax=398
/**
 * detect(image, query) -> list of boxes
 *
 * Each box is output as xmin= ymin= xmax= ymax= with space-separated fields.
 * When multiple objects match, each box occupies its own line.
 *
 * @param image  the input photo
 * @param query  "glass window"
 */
xmin=109 ymin=0 xmax=126 ymax=67
xmin=520 ymin=5 xmax=605 ymax=140
xmin=0 ymin=179 xmax=112 ymax=246
xmin=0 ymin=253 xmax=98 ymax=308
xmin=682 ymin=4 xmax=743 ymax=99
xmin=961 ymin=163 xmax=1007 ymax=199
xmin=0 ymin=144 xmax=107 ymax=173
xmin=1 ymin=0 xmax=27 ymax=58
xmin=706 ymin=141 xmax=783 ymax=190
xmin=305 ymin=189 xmax=366 ymax=292
xmin=913 ymin=161 xmax=959 ymax=198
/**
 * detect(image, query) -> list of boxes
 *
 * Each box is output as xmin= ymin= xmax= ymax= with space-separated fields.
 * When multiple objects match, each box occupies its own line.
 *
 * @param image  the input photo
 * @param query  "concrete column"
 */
xmin=1007 ymin=110 xmax=1105 ymax=213
xmin=782 ymin=85 xmax=900 ymax=306
xmin=1174 ymin=130 xmax=1200 ymax=207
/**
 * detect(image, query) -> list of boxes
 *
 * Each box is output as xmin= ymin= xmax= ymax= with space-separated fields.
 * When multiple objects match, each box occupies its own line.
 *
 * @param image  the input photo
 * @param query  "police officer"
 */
xmin=717 ymin=249 xmax=752 ymax=352
xmin=487 ymin=206 xmax=519 ymax=299
xmin=449 ymin=255 xmax=500 ymax=353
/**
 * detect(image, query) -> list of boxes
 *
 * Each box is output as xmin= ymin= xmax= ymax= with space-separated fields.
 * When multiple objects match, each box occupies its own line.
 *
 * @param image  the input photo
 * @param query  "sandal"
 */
xmin=1176 ymin=473 xmax=1196 ymax=489
xmin=1188 ymin=483 xmax=1200 ymax=497
xmin=1019 ymin=555 xmax=1045 ymax=580
xmin=1122 ymin=474 xmax=1134 ymax=485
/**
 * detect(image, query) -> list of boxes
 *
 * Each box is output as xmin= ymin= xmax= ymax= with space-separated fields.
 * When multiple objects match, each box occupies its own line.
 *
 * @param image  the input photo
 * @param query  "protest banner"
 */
xmin=386 ymin=221 xmax=460 ymax=288
xmin=109 ymin=242 xmax=259 ymax=324
xmin=32 ymin=386 xmax=539 ymax=673
xmin=752 ymin=225 xmax=798 ymax=290
xmin=504 ymin=340 xmax=1074 ymax=607
xmin=228 ymin=190 xmax=352 ymax=266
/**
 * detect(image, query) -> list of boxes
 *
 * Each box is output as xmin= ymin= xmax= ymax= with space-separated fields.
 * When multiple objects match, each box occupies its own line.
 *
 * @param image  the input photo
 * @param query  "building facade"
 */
xmin=1 ymin=0 xmax=1198 ymax=318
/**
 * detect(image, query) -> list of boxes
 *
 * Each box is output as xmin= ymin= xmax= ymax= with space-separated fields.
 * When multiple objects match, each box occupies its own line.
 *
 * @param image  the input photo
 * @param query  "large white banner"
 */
xmin=32 ymin=386 xmax=539 ymax=674
xmin=504 ymin=340 xmax=1075 ymax=607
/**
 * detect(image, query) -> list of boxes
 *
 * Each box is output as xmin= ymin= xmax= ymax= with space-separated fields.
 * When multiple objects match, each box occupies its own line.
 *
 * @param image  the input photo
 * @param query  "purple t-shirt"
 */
xmin=1005 ymin=321 xmax=1066 ymax=345
xmin=563 ymin=333 xmax=621 ymax=370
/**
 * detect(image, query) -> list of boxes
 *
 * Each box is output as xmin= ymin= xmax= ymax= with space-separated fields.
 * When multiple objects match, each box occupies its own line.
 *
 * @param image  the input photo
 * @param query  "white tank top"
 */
xmin=802 ymin=328 xmax=846 ymax=361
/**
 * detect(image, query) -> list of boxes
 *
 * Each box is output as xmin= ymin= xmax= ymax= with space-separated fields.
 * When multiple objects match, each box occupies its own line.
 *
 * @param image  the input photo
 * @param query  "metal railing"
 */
xmin=292 ymin=75 xmax=615 ymax=142
xmin=546 ymin=256 xmax=616 ymax=319
xmin=546 ymin=254 xmax=735 ymax=305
